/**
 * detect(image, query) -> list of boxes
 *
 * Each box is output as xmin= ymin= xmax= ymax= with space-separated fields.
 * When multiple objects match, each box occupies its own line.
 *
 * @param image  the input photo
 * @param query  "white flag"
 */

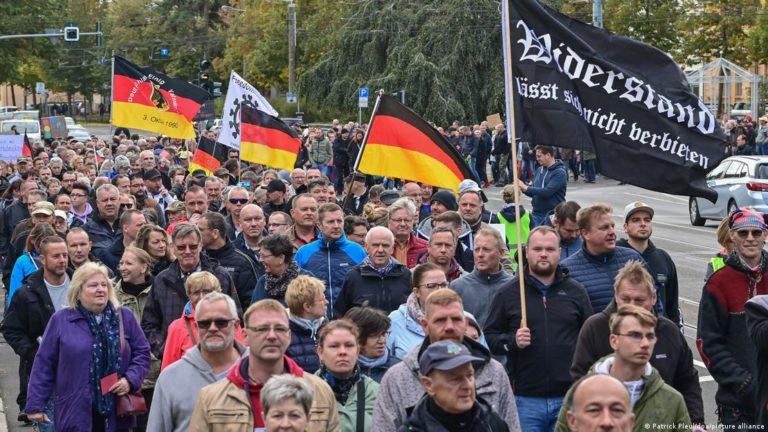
xmin=218 ymin=71 xmax=279 ymax=150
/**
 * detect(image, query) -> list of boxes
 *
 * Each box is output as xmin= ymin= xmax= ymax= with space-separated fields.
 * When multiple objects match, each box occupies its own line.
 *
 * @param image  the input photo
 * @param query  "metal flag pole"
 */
xmin=342 ymin=90 xmax=383 ymax=212
xmin=109 ymin=51 xmax=115 ymax=138
xmin=501 ymin=0 xmax=528 ymax=327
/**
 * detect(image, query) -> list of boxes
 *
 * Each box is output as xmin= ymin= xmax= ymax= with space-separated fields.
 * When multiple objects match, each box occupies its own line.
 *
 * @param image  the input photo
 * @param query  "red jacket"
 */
xmin=160 ymin=305 xmax=246 ymax=371
xmin=393 ymin=234 xmax=428 ymax=269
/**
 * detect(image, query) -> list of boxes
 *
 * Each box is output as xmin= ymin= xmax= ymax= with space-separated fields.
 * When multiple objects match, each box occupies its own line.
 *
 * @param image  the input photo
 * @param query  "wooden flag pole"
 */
xmin=501 ymin=0 xmax=527 ymax=328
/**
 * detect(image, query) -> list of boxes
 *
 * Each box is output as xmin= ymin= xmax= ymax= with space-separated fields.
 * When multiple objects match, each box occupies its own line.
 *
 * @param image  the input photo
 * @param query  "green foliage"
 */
xmin=677 ymin=0 xmax=759 ymax=66
xmin=603 ymin=0 xmax=681 ymax=56
xmin=749 ymin=3 xmax=768 ymax=64
xmin=299 ymin=0 xmax=503 ymax=125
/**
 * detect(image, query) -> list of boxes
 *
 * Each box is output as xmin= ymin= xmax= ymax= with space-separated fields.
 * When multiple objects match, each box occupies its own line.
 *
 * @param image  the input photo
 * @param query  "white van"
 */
xmin=0 ymin=119 xmax=41 ymax=143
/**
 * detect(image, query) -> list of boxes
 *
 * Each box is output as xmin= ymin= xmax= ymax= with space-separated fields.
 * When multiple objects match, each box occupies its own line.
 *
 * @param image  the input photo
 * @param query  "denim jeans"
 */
xmin=515 ymin=395 xmax=564 ymax=432
xmin=312 ymin=163 xmax=330 ymax=176
xmin=468 ymin=156 xmax=480 ymax=182
xmin=583 ymin=159 xmax=596 ymax=182
xmin=757 ymin=143 xmax=768 ymax=156
xmin=521 ymin=159 xmax=536 ymax=182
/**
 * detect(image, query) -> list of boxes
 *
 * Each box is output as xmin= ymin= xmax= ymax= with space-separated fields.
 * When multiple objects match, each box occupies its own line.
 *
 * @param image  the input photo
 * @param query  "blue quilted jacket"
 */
xmin=561 ymin=245 xmax=647 ymax=313
xmin=295 ymin=233 xmax=367 ymax=317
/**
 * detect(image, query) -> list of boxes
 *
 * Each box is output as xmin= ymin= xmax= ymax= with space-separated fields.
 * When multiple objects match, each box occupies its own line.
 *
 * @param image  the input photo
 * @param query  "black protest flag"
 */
xmin=505 ymin=0 xmax=725 ymax=201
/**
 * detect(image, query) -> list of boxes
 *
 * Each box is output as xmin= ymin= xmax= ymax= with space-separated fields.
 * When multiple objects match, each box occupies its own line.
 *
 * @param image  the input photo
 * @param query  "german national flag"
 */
xmin=190 ymin=135 xmax=228 ymax=175
xmin=356 ymin=94 xmax=473 ymax=192
xmin=239 ymin=105 xmax=300 ymax=171
xmin=22 ymin=133 xmax=32 ymax=157
xmin=112 ymin=56 xmax=209 ymax=139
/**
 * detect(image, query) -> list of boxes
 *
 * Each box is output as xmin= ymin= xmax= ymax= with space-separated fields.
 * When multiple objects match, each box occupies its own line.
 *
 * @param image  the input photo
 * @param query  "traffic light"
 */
xmin=63 ymin=26 xmax=79 ymax=42
xmin=212 ymin=81 xmax=222 ymax=98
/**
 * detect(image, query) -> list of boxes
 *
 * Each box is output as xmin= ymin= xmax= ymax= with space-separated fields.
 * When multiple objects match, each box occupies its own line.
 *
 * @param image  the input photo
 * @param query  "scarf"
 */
xmin=363 ymin=256 xmax=396 ymax=277
xmin=119 ymin=276 xmax=153 ymax=298
xmin=265 ymin=261 xmax=300 ymax=299
xmin=320 ymin=363 xmax=360 ymax=404
xmin=359 ymin=347 xmax=390 ymax=369
xmin=406 ymin=292 xmax=426 ymax=323
xmin=78 ymin=302 xmax=121 ymax=417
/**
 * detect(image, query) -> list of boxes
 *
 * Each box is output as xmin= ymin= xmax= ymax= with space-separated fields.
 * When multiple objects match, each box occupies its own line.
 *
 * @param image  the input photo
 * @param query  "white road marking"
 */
xmin=693 ymin=360 xmax=706 ymax=368
xmin=624 ymin=191 xmax=686 ymax=205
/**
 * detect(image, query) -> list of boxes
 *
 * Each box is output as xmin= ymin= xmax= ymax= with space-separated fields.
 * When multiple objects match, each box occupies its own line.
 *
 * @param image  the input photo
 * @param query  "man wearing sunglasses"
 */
xmin=697 ymin=208 xmax=768 ymax=427
xmin=223 ymin=186 xmax=251 ymax=241
xmin=148 ymin=292 xmax=245 ymax=432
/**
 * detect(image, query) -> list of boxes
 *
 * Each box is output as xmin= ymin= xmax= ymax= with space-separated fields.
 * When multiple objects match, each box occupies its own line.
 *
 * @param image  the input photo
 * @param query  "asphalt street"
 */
xmin=484 ymin=176 xmax=721 ymax=425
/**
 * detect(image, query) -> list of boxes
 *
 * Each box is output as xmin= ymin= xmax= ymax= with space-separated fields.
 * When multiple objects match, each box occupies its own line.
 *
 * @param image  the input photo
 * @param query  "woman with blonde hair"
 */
xmin=161 ymin=271 xmax=245 ymax=370
xmin=133 ymin=224 xmax=174 ymax=276
xmin=706 ymin=216 xmax=736 ymax=279
xmin=26 ymin=262 xmax=151 ymax=431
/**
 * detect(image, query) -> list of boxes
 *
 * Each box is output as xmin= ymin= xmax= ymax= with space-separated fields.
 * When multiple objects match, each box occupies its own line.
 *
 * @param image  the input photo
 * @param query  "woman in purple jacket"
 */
xmin=25 ymin=262 xmax=151 ymax=432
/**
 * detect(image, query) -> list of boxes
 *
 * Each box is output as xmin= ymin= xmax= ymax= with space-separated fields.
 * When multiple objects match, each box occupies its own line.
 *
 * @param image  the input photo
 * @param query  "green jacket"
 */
xmin=555 ymin=356 xmax=690 ymax=432
xmin=317 ymin=372 xmax=379 ymax=432
xmin=310 ymin=138 xmax=333 ymax=164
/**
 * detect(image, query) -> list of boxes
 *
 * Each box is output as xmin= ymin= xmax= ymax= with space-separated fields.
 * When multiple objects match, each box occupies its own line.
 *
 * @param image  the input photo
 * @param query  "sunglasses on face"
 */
xmin=229 ymin=198 xmax=249 ymax=205
xmin=196 ymin=318 xmax=235 ymax=330
xmin=736 ymin=229 xmax=765 ymax=239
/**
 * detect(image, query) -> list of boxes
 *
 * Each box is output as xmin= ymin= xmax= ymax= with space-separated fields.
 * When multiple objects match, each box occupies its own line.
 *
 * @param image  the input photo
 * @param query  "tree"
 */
xmin=299 ymin=0 xmax=504 ymax=125
xmin=677 ymin=0 xmax=758 ymax=66
xmin=603 ymin=0 xmax=681 ymax=56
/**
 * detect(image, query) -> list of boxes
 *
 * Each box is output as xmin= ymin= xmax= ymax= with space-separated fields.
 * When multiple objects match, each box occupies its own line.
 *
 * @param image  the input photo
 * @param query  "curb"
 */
xmin=0 ymin=396 xmax=8 ymax=432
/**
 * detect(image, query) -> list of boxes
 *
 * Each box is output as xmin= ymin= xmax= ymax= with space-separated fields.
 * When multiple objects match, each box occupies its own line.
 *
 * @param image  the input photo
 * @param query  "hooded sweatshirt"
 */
xmin=555 ymin=355 xmax=690 ymax=432
xmin=226 ymin=355 xmax=304 ymax=429
xmin=523 ymin=159 xmax=567 ymax=217
xmin=148 ymin=345 xmax=245 ymax=432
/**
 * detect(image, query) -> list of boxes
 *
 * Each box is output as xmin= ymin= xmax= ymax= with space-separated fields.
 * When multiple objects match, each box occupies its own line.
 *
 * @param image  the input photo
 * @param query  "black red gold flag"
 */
xmin=112 ymin=56 xmax=209 ymax=139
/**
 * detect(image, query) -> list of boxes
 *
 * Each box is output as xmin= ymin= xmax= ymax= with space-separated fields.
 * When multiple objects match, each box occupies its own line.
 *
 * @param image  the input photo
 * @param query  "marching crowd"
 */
xmin=0 ymin=118 xmax=764 ymax=432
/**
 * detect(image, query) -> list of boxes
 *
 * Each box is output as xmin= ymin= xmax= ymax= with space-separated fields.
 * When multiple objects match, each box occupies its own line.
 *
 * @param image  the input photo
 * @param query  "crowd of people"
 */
xmin=0 ymin=117 xmax=764 ymax=432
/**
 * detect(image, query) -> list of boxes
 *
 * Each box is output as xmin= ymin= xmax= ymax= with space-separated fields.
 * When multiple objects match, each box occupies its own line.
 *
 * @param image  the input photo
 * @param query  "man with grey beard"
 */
xmin=147 ymin=292 xmax=246 ymax=432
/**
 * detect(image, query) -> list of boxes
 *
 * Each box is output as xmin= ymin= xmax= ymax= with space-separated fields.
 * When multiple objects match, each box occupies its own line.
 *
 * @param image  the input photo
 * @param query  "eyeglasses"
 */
xmin=175 ymin=243 xmax=200 ymax=251
xmin=122 ymin=203 xmax=134 ymax=209
xmin=247 ymin=325 xmax=290 ymax=336
xmin=229 ymin=198 xmax=249 ymax=205
xmin=390 ymin=218 xmax=411 ymax=225
xmin=196 ymin=318 xmax=235 ymax=330
xmin=418 ymin=281 xmax=449 ymax=289
xmin=736 ymin=229 xmax=765 ymax=239
xmin=615 ymin=332 xmax=657 ymax=342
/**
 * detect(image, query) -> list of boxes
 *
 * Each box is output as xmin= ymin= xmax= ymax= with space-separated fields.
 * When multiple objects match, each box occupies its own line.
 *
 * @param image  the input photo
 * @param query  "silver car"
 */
xmin=689 ymin=155 xmax=768 ymax=225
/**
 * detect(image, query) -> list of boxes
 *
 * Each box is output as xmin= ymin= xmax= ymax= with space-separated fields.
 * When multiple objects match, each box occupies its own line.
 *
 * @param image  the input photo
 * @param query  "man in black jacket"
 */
xmin=401 ymin=340 xmax=510 ymax=432
xmin=617 ymin=201 xmax=680 ymax=326
xmin=570 ymin=260 xmax=704 ymax=425
xmin=334 ymin=226 xmax=411 ymax=316
xmin=492 ymin=123 xmax=510 ymax=186
xmin=197 ymin=211 xmax=259 ymax=307
xmin=141 ymin=222 xmax=241 ymax=359
xmin=0 ymin=179 xmax=36 ymax=258
xmin=82 ymin=184 xmax=121 ymax=253
xmin=485 ymin=226 xmax=593 ymax=432
xmin=1 ymin=236 xmax=71 ymax=422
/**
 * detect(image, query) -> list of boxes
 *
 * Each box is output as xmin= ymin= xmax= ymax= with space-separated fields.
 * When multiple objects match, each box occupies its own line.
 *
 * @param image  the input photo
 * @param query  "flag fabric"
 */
xmin=355 ymin=94 xmax=473 ymax=193
xmin=112 ymin=56 xmax=209 ymax=139
xmin=22 ymin=133 xmax=32 ymax=157
xmin=190 ymin=135 xmax=229 ymax=175
xmin=239 ymin=105 xmax=300 ymax=171
xmin=504 ymin=0 xmax=725 ymax=201
xmin=219 ymin=71 xmax=279 ymax=150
